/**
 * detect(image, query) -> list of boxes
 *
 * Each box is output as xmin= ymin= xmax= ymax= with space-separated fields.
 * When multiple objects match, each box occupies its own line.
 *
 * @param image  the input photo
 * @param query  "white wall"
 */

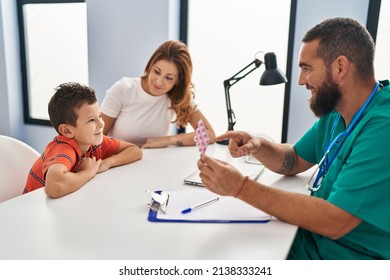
xmin=87 ymin=0 xmax=179 ymax=103
xmin=188 ymin=0 xmax=291 ymax=143
xmin=0 ymin=1 xmax=9 ymax=134
xmin=0 ymin=0 xmax=372 ymax=151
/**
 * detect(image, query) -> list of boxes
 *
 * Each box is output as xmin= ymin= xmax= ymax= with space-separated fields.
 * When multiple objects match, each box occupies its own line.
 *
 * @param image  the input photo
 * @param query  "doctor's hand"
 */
xmin=197 ymin=153 xmax=246 ymax=197
xmin=216 ymin=131 xmax=261 ymax=158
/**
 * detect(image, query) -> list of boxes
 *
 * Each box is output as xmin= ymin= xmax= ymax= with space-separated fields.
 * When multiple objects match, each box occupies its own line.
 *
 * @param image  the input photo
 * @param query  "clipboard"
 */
xmin=147 ymin=189 xmax=271 ymax=223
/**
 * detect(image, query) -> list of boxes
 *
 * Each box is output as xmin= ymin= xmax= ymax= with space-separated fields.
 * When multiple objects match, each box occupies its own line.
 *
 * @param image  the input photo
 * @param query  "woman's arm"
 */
xmin=141 ymin=110 xmax=216 ymax=148
xmin=102 ymin=113 xmax=116 ymax=135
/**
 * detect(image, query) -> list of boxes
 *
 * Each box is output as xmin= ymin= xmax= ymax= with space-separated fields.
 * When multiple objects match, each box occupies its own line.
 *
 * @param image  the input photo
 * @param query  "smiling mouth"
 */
xmin=306 ymin=86 xmax=317 ymax=94
xmin=153 ymin=83 xmax=163 ymax=90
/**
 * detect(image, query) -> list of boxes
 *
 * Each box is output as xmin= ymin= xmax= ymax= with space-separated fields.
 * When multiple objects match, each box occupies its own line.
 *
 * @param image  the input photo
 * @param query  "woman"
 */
xmin=100 ymin=40 xmax=215 ymax=148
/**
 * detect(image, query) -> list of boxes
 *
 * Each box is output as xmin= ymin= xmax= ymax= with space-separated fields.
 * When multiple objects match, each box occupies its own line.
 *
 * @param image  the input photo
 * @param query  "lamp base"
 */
xmin=216 ymin=139 xmax=229 ymax=145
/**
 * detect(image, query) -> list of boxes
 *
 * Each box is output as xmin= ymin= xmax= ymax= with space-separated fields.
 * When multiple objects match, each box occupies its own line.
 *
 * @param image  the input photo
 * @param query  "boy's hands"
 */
xmin=76 ymin=156 xmax=102 ymax=176
xmin=45 ymin=157 xmax=102 ymax=198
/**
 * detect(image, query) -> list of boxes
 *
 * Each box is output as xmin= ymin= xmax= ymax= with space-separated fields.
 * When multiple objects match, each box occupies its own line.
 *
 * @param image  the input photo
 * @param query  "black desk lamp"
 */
xmin=218 ymin=52 xmax=288 ymax=145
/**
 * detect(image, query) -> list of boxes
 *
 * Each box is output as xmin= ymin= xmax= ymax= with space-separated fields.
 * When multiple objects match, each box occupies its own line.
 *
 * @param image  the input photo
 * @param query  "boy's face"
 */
xmin=69 ymin=102 xmax=104 ymax=150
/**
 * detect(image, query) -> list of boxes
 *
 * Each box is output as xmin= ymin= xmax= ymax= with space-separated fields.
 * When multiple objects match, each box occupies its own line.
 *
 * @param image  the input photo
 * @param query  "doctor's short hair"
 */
xmin=302 ymin=17 xmax=375 ymax=78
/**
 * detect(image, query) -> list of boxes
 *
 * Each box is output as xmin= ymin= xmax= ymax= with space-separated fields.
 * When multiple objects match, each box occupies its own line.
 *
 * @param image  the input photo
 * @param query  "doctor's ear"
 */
xmin=58 ymin=124 xmax=74 ymax=138
xmin=333 ymin=55 xmax=350 ymax=78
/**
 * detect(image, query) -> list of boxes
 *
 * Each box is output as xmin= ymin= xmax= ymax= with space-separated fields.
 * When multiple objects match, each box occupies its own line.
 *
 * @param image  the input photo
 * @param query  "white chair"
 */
xmin=0 ymin=135 xmax=40 ymax=203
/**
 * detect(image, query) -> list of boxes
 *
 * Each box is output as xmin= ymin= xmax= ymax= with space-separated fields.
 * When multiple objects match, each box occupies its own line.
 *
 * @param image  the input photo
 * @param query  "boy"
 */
xmin=24 ymin=82 xmax=142 ymax=198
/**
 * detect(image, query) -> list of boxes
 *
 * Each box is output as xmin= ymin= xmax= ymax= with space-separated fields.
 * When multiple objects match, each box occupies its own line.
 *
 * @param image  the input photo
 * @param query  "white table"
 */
xmin=0 ymin=144 xmax=311 ymax=260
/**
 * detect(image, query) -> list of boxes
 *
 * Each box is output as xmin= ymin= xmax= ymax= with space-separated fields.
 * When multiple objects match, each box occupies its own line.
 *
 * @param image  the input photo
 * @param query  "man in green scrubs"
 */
xmin=197 ymin=17 xmax=390 ymax=259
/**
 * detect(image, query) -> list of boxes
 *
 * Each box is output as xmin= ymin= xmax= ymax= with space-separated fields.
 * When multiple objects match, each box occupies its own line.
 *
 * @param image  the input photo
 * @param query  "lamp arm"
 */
xmin=223 ymin=59 xmax=263 ymax=132
xmin=224 ymin=84 xmax=235 ymax=131
xmin=224 ymin=59 xmax=262 ymax=87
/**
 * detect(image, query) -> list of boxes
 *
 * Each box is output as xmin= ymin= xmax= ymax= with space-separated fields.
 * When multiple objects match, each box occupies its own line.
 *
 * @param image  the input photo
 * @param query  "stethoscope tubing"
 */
xmin=309 ymin=81 xmax=380 ymax=192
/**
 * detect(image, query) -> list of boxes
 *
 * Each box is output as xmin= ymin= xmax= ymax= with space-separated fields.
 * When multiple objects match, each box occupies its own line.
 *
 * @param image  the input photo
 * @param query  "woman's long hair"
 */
xmin=141 ymin=40 xmax=195 ymax=127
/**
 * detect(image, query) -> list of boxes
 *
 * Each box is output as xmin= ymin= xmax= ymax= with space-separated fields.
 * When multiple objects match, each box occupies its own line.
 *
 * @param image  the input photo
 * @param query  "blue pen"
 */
xmin=181 ymin=197 xmax=220 ymax=214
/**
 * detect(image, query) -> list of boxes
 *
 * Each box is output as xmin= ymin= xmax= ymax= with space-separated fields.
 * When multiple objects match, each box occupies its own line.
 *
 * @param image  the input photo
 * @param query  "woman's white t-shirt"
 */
xmin=100 ymin=77 xmax=176 ymax=146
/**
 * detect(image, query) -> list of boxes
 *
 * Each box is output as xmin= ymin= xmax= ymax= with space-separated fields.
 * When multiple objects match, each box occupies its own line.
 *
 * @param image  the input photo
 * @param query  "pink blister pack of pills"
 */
xmin=194 ymin=119 xmax=210 ymax=153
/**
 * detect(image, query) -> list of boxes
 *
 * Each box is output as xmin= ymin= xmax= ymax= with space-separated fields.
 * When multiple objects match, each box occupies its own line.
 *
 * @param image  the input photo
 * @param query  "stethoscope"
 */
xmin=306 ymin=81 xmax=380 ymax=192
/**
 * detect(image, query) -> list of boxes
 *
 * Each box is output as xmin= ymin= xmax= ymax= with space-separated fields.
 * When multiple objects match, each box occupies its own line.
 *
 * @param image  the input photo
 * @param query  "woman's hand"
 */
xmin=141 ymin=136 xmax=171 ymax=148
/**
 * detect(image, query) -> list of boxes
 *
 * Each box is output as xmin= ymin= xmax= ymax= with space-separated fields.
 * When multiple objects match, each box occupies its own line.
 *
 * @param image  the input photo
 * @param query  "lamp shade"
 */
xmin=259 ymin=52 xmax=288 ymax=85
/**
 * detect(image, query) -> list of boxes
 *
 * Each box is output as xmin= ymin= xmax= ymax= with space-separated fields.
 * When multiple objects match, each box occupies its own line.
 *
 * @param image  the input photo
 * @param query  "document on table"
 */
xmin=147 ymin=188 xmax=271 ymax=223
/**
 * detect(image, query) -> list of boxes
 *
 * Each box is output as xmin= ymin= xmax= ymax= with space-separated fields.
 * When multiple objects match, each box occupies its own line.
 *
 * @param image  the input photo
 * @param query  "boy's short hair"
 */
xmin=48 ymin=82 xmax=97 ymax=134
